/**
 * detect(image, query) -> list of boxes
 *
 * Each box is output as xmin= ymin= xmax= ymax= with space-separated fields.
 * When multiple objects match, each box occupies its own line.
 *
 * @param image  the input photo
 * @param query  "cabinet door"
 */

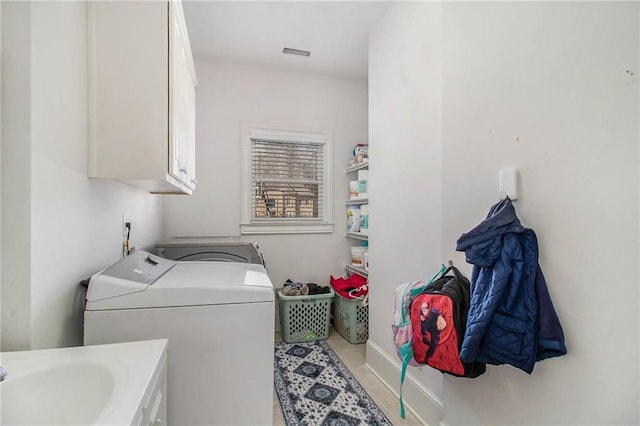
xmin=88 ymin=1 xmax=169 ymax=182
xmin=170 ymin=0 xmax=197 ymax=190
xmin=88 ymin=0 xmax=196 ymax=194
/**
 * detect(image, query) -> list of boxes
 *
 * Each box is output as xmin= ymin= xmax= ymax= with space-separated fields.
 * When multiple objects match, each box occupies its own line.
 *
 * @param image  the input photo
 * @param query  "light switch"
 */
xmin=499 ymin=168 xmax=519 ymax=200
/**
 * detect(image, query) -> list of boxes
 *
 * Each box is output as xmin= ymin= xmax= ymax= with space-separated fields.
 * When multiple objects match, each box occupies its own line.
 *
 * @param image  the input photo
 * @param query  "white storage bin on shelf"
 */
xmin=359 ymin=204 xmax=369 ymax=236
xmin=350 ymin=245 xmax=366 ymax=268
xmin=347 ymin=206 xmax=361 ymax=232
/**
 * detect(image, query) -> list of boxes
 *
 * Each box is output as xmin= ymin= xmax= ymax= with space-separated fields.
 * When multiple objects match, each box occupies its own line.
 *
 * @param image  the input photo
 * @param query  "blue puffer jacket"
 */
xmin=455 ymin=198 xmax=566 ymax=373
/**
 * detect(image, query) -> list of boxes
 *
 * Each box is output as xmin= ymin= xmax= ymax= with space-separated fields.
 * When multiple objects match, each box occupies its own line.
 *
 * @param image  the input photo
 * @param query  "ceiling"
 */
xmin=182 ymin=1 xmax=393 ymax=82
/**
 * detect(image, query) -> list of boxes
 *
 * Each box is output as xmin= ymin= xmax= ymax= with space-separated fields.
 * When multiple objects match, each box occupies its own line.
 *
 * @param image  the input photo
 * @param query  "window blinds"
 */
xmin=251 ymin=139 xmax=323 ymax=220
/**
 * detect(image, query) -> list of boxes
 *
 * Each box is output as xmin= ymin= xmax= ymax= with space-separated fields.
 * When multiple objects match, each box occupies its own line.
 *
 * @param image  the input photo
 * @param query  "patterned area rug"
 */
xmin=274 ymin=340 xmax=392 ymax=426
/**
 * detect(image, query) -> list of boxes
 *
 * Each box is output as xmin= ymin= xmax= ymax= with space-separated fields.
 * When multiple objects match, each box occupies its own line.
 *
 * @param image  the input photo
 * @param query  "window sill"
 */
xmin=240 ymin=223 xmax=333 ymax=235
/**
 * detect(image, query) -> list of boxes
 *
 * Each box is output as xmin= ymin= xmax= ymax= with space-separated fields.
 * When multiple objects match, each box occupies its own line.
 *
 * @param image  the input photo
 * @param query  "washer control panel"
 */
xmin=101 ymin=251 xmax=176 ymax=285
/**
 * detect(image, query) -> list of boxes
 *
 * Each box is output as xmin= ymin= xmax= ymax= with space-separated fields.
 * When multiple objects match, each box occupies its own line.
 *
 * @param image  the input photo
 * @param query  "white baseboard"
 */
xmin=365 ymin=339 xmax=443 ymax=425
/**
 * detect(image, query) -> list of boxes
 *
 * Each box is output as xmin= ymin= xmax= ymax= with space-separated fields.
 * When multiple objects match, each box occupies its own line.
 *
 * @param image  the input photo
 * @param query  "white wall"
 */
xmin=441 ymin=3 xmax=638 ymax=424
xmin=366 ymin=3 xmax=445 ymax=425
xmin=1 ymin=1 xmax=163 ymax=350
xmin=368 ymin=2 xmax=639 ymax=425
xmin=0 ymin=0 xmax=3 ymax=353
xmin=2 ymin=1 xmax=32 ymax=351
xmin=163 ymin=61 xmax=368 ymax=293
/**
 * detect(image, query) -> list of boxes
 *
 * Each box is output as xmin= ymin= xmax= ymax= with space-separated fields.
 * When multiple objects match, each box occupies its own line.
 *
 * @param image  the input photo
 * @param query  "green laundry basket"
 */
xmin=333 ymin=292 xmax=369 ymax=344
xmin=278 ymin=288 xmax=334 ymax=343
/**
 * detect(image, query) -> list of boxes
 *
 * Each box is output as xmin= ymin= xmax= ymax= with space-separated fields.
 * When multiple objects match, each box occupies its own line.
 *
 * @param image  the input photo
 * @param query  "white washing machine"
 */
xmin=84 ymin=251 xmax=275 ymax=426
xmin=156 ymin=236 xmax=265 ymax=266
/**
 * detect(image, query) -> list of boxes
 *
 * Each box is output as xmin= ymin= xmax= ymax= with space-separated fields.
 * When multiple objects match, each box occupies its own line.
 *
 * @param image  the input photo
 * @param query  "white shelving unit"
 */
xmin=346 ymin=198 xmax=369 ymax=206
xmin=345 ymin=264 xmax=368 ymax=278
xmin=345 ymin=160 xmax=369 ymax=279
xmin=346 ymin=232 xmax=368 ymax=241
xmin=345 ymin=161 xmax=369 ymax=174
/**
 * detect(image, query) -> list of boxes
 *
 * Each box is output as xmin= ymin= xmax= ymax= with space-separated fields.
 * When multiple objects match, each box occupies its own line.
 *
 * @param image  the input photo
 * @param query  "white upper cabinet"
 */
xmin=170 ymin=0 xmax=197 ymax=191
xmin=88 ymin=0 xmax=198 ymax=194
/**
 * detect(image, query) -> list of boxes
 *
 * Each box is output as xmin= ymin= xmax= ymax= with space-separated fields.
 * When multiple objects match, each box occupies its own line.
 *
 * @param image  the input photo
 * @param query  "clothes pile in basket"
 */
xmin=282 ymin=279 xmax=332 ymax=296
xmin=330 ymin=274 xmax=368 ymax=300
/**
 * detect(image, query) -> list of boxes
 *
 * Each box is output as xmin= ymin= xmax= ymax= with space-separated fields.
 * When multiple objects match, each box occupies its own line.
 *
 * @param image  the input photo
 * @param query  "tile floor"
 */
xmin=273 ymin=327 xmax=422 ymax=425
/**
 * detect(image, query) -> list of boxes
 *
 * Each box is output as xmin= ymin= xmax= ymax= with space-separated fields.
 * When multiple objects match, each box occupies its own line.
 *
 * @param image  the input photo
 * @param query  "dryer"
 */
xmin=84 ymin=251 xmax=275 ymax=426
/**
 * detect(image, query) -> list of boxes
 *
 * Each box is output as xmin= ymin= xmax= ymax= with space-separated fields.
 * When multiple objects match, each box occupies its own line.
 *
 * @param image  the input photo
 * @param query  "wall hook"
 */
xmin=498 ymin=168 xmax=519 ymax=200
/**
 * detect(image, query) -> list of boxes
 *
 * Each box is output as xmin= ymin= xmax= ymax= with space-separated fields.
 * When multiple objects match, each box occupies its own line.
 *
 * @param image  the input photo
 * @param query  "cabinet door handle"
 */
xmin=179 ymin=167 xmax=188 ymax=174
xmin=191 ymin=178 xmax=198 ymax=185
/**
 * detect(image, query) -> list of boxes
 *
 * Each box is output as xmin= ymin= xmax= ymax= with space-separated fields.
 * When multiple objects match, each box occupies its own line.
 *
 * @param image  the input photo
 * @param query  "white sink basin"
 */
xmin=0 ymin=339 xmax=167 ymax=426
xmin=1 ymin=359 xmax=122 ymax=425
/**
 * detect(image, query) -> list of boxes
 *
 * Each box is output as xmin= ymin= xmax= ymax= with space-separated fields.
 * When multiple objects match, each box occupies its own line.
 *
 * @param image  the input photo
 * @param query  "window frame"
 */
xmin=240 ymin=123 xmax=333 ymax=234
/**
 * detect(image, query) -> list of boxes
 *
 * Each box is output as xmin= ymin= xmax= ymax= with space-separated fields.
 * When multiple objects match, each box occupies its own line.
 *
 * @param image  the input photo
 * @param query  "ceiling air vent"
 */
xmin=282 ymin=47 xmax=311 ymax=57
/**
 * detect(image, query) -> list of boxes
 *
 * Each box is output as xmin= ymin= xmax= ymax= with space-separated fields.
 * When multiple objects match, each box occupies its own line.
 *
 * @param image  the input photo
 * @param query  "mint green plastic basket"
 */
xmin=278 ymin=288 xmax=334 ymax=343
xmin=333 ymin=293 xmax=369 ymax=344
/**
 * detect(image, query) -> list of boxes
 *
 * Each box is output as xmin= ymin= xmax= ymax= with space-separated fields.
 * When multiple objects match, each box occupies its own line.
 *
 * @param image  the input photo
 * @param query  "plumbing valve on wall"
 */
xmin=122 ymin=214 xmax=133 ymax=258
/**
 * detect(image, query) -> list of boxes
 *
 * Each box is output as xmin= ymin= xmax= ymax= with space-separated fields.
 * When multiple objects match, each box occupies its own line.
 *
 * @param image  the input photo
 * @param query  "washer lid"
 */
xmin=155 ymin=236 xmax=258 ymax=248
xmin=86 ymin=256 xmax=274 ymax=310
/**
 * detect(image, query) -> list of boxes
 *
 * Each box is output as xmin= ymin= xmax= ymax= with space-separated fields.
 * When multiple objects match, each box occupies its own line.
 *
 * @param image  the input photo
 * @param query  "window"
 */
xmin=241 ymin=124 xmax=333 ymax=234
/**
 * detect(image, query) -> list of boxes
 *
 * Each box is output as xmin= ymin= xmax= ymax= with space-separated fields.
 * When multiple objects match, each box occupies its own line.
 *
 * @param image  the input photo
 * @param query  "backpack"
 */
xmin=392 ymin=264 xmax=486 ymax=419
xmin=411 ymin=264 xmax=486 ymax=378
xmin=391 ymin=265 xmax=446 ymax=419
xmin=392 ymin=266 xmax=445 ymax=365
